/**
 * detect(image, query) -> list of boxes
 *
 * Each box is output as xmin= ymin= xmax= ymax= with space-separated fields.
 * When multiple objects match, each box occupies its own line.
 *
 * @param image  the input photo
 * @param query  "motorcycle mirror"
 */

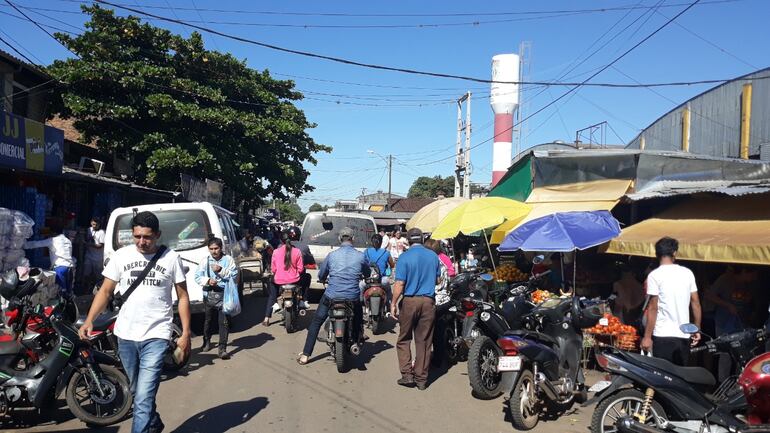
xmin=532 ymin=254 xmax=545 ymax=265
xmin=680 ymin=323 xmax=700 ymax=334
xmin=480 ymin=273 xmax=494 ymax=282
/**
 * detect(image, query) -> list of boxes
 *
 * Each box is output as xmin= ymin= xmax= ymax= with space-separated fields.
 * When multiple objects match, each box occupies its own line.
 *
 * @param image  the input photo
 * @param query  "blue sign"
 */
xmin=0 ymin=111 xmax=64 ymax=174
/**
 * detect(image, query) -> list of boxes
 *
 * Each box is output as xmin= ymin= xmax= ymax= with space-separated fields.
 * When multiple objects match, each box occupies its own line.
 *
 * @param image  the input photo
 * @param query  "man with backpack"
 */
xmin=79 ymin=211 xmax=191 ymax=433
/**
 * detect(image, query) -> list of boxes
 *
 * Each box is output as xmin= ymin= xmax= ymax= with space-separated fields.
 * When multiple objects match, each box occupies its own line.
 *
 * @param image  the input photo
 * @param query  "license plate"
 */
xmin=589 ymin=380 xmax=612 ymax=393
xmin=497 ymin=356 xmax=522 ymax=372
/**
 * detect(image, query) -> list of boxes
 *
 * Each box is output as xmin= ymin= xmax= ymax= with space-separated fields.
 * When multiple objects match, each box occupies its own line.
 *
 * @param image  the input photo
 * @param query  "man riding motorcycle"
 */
xmin=297 ymin=227 xmax=369 ymax=365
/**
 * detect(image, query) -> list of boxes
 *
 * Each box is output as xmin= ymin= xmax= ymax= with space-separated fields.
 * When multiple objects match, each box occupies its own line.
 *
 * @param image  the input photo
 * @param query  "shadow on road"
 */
xmin=0 ymin=404 xmax=122 ymax=432
xmin=229 ymin=332 xmax=275 ymax=356
xmin=170 ymin=396 xmax=268 ymax=433
xmin=352 ymin=339 xmax=394 ymax=371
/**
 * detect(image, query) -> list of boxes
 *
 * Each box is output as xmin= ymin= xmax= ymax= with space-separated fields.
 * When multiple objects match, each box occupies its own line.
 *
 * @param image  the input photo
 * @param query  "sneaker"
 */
xmin=218 ymin=349 xmax=231 ymax=360
xmin=299 ymin=300 xmax=310 ymax=309
xmin=397 ymin=376 xmax=416 ymax=388
xmin=416 ymin=382 xmax=428 ymax=391
xmin=201 ymin=340 xmax=211 ymax=352
xmin=271 ymin=303 xmax=281 ymax=314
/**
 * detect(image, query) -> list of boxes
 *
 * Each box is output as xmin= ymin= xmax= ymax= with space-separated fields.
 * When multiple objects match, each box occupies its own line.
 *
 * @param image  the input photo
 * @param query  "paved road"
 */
xmin=7 ymin=293 xmax=598 ymax=433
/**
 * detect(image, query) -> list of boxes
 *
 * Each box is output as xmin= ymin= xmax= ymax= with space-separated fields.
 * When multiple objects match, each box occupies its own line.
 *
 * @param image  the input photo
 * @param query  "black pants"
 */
xmin=203 ymin=303 xmax=229 ymax=349
xmin=302 ymin=296 xmax=363 ymax=356
xmin=652 ymin=336 xmax=689 ymax=366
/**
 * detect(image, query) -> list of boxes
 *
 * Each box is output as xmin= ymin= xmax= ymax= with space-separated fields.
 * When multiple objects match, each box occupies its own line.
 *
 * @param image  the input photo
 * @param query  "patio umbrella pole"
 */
xmin=483 ymin=230 xmax=497 ymax=274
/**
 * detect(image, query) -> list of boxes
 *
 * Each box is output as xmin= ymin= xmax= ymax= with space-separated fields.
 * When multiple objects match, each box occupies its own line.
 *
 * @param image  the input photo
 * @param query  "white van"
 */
xmin=299 ymin=211 xmax=377 ymax=288
xmin=103 ymin=202 xmax=243 ymax=313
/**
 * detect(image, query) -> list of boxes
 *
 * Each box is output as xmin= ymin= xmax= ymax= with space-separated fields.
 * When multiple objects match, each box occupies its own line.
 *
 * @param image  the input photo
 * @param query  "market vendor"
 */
xmin=612 ymin=264 xmax=645 ymax=327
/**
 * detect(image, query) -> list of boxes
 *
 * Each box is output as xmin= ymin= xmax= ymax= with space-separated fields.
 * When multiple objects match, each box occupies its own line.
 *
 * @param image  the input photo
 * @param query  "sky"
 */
xmin=2 ymin=0 xmax=769 ymax=209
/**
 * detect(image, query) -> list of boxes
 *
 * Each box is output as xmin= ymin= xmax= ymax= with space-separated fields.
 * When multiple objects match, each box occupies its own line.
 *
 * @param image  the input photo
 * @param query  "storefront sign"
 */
xmin=0 ymin=111 xmax=64 ymax=174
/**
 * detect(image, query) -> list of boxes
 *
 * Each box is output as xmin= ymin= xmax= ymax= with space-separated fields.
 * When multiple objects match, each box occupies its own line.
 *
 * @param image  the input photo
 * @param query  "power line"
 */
xmin=54 ymin=0 xmax=743 ymax=17
xmin=415 ymin=0 xmax=704 ymax=167
xmin=0 ymin=32 xmax=37 ymax=65
xmin=93 ymin=0 xmax=760 ymax=89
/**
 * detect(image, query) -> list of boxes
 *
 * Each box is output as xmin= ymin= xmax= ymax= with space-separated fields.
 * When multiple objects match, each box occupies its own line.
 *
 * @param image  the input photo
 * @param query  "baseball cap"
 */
xmin=339 ymin=227 xmax=354 ymax=240
xmin=407 ymin=228 xmax=423 ymax=243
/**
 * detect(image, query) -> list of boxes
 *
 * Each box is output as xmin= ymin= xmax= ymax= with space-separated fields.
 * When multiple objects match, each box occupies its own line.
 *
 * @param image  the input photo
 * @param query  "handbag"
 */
xmin=113 ymin=246 xmax=167 ymax=308
xmin=205 ymin=257 xmax=224 ymax=309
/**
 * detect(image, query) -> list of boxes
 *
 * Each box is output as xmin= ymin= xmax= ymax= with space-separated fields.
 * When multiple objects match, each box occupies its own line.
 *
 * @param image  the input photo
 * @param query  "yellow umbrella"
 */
xmin=406 ymin=197 xmax=469 ymax=233
xmin=431 ymin=197 xmax=531 ymax=240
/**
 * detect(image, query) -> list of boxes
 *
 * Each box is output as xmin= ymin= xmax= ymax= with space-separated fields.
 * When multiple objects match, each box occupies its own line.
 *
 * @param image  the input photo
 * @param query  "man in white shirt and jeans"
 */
xmin=641 ymin=237 xmax=702 ymax=366
xmin=24 ymin=228 xmax=75 ymax=296
xmin=79 ymin=211 xmax=192 ymax=433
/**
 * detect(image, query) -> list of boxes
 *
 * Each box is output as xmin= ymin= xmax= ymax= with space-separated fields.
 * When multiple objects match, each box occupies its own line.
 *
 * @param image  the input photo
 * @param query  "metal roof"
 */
xmin=626 ymin=179 xmax=770 ymax=201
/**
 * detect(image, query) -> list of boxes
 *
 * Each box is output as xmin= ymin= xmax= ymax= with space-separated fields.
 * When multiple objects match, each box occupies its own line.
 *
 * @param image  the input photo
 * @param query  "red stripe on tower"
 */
xmin=490 ymin=54 xmax=520 ymax=187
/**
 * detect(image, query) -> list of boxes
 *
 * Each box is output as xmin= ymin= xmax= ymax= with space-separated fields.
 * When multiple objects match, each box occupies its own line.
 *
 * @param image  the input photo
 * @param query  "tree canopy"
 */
xmin=276 ymin=201 xmax=304 ymax=223
xmin=308 ymin=202 xmax=328 ymax=212
xmin=47 ymin=5 xmax=329 ymax=205
xmin=407 ymin=176 xmax=455 ymax=198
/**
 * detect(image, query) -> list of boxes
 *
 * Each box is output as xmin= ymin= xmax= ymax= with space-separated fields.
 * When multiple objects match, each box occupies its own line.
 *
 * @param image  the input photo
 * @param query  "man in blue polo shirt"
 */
xmin=391 ymin=227 xmax=441 ymax=390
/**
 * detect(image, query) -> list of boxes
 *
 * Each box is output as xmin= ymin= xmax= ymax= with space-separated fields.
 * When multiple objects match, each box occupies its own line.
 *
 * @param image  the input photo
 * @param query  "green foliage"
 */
xmin=276 ymin=201 xmax=304 ymax=223
xmin=47 ymin=5 xmax=330 ymax=205
xmin=407 ymin=176 xmax=455 ymax=198
xmin=308 ymin=202 xmax=328 ymax=212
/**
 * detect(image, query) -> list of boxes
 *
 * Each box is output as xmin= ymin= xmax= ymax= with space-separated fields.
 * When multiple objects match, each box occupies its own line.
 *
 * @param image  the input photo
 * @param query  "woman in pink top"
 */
xmin=263 ymin=231 xmax=304 ymax=326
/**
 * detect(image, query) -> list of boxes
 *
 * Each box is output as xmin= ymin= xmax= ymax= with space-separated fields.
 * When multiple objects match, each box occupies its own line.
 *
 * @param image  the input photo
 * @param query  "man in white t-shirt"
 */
xmin=389 ymin=231 xmax=409 ymax=261
xmin=83 ymin=217 xmax=106 ymax=290
xmin=79 ymin=211 xmax=191 ymax=433
xmin=641 ymin=237 xmax=702 ymax=366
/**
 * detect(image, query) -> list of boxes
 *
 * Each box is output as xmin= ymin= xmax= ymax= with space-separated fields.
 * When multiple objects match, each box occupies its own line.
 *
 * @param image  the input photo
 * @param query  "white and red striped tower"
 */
xmin=490 ymin=54 xmax=520 ymax=187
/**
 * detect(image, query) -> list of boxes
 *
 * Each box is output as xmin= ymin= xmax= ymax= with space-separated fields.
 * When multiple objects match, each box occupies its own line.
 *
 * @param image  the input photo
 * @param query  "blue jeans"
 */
xmin=118 ymin=338 xmax=167 ymax=433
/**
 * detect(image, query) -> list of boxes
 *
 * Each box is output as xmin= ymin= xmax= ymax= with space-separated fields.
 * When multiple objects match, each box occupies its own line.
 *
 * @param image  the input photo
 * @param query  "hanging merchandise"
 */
xmin=0 ymin=208 xmax=34 ymax=272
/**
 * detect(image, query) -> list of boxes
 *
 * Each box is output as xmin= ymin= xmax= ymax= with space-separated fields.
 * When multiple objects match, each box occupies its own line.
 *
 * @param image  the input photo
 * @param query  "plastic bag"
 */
xmin=222 ymin=278 xmax=241 ymax=317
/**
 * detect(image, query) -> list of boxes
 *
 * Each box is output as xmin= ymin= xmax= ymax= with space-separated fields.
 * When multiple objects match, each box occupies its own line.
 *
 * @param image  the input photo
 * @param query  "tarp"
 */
xmin=490 ymin=179 xmax=631 ymax=244
xmin=605 ymin=194 xmax=770 ymax=265
xmin=499 ymin=211 xmax=622 ymax=252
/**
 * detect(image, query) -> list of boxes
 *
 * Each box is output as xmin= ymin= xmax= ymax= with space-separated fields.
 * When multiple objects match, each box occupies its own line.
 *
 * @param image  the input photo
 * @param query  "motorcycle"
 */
xmin=277 ymin=283 xmax=305 ymax=333
xmin=325 ymin=299 xmax=361 ymax=373
xmin=363 ymin=266 xmax=388 ymax=335
xmin=465 ymin=271 xmax=549 ymax=400
xmin=498 ymin=296 xmax=602 ymax=430
xmin=0 ymin=296 xmax=132 ymax=426
xmin=590 ymin=324 xmax=768 ymax=433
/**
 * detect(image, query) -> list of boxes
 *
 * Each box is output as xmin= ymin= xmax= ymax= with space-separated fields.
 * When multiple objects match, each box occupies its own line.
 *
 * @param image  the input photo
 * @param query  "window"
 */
xmin=300 ymin=215 xmax=375 ymax=249
xmin=113 ymin=210 xmax=211 ymax=251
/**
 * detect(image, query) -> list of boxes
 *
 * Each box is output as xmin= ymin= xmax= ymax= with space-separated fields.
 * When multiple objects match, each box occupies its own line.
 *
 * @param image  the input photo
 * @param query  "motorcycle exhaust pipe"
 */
xmin=535 ymin=373 xmax=561 ymax=401
xmin=350 ymin=343 xmax=361 ymax=355
xmin=616 ymin=417 xmax=664 ymax=433
xmin=298 ymin=308 xmax=307 ymax=317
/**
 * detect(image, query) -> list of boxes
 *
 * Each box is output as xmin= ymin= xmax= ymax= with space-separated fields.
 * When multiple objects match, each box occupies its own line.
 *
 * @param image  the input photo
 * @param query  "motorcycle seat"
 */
xmin=625 ymin=352 xmax=716 ymax=386
xmin=504 ymin=329 xmax=559 ymax=346
xmin=0 ymin=340 xmax=23 ymax=355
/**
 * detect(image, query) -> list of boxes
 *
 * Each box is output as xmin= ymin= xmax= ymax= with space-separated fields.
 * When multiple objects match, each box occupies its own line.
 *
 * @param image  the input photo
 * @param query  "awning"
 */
xmin=490 ymin=179 xmax=631 ymax=244
xmin=605 ymin=194 xmax=770 ymax=265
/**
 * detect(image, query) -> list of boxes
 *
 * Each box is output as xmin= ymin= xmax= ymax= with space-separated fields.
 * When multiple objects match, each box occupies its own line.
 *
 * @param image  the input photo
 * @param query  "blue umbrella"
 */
xmin=498 ymin=210 xmax=621 ymax=252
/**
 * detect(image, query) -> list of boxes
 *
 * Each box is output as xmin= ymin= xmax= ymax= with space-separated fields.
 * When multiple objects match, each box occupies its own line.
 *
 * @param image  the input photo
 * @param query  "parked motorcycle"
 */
xmin=498 ymin=296 xmax=602 ymax=430
xmin=277 ymin=283 xmax=305 ymax=333
xmin=0 ymin=295 xmax=132 ymax=426
xmin=465 ymin=271 xmax=549 ymax=400
xmin=363 ymin=266 xmax=388 ymax=335
xmin=325 ymin=299 xmax=361 ymax=373
xmin=589 ymin=324 xmax=768 ymax=433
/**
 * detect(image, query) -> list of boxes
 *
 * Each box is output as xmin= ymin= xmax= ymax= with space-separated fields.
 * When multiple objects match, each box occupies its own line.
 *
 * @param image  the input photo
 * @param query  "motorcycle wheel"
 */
xmin=163 ymin=323 xmax=187 ymax=372
xmin=65 ymin=364 xmax=132 ymax=427
xmin=509 ymin=369 xmax=540 ymax=430
xmin=285 ymin=307 xmax=295 ymax=334
xmin=590 ymin=389 xmax=667 ymax=433
xmin=467 ymin=335 xmax=504 ymax=399
xmin=335 ymin=337 xmax=349 ymax=373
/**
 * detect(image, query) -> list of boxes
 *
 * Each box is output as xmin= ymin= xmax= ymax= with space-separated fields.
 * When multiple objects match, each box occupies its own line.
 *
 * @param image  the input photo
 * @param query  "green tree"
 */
xmin=407 ymin=176 xmax=455 ymax=198
xmin=47 ymin=5 xmax=329 ymax=205
xmin=277 ymin=201 xmax=304 ymax=223
xmin=308 ymin=202 xmax=327 ymax=212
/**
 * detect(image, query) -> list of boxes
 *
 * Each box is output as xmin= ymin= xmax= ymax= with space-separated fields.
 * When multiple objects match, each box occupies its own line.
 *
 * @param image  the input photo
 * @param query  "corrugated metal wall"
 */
xmin=628 ymin=68 xmax=770 ymax=159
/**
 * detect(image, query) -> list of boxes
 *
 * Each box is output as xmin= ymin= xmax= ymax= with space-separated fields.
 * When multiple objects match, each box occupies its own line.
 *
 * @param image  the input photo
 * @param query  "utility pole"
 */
xmin=455 ymin=92 xmax=472 ymax=198
xmin=387 ymin=154 xmax=392 ymax=211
